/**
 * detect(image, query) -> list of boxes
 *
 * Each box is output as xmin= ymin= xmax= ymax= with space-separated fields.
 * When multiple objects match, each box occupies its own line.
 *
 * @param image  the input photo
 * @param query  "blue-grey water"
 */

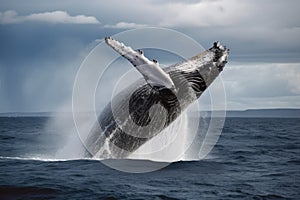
xmin=0 ymin=117 xmax=299 ymax=199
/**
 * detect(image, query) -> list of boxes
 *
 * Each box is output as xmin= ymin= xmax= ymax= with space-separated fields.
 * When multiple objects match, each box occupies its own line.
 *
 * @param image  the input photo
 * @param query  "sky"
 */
xmin=0 ymin=0 xmax=300 ymax=112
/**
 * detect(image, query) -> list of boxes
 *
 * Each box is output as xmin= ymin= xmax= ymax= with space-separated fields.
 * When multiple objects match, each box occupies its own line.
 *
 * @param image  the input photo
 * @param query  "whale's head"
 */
xmin=170 ymin=41 xmax=228 ymax=74
xmin=211 ymin=41 xmax=229 ymax=72
xmin=168 ymin=42 xmax=229 ymax=98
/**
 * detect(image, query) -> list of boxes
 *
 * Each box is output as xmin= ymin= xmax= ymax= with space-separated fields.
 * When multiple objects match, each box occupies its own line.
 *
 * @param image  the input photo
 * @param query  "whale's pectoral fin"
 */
xmin=105 ymin=37 xmax=175 ymax=90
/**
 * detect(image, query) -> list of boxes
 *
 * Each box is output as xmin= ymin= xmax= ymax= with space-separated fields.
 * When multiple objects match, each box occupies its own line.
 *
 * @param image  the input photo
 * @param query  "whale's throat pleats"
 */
xmin=129 ymin=84 xmax=181 ymax=128
xmin=128 ymin=69 xmax=207 ymax=133
xmin=169 ymin=70 xmax=207 ymax=98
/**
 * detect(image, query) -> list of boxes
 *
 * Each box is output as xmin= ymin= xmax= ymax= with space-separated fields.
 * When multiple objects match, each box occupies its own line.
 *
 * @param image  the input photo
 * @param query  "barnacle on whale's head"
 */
xmin=211 ymin=41 xmax=229 ymax=72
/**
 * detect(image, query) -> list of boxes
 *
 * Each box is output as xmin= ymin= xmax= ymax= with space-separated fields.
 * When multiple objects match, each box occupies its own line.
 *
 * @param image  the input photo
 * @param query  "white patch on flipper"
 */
xmin=105 ymin=37 xmax=175 ymax=90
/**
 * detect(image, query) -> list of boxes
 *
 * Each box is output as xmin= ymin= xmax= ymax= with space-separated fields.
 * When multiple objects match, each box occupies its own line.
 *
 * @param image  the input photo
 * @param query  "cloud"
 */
xmin=223 ymin=63 xmax=300 ymax=97
xmin=198 ymin=62 xmax=300 ymax=110
xmin=219 ymin=62 xmax=300 ymax=109
xmin=1 ymin=1 xmax=299 ymax=28
xmin=156 ymin=0 xmax=299 ymax=28
xmin=104 ymin=22 xmax=147 ymax=29
xmin=0 ymin=10 xmax=100 ymax=24
xmin=70 ymin=0 xmax=298 ymax=28
xmin=158 ymin=0 xmax=246 ymax=27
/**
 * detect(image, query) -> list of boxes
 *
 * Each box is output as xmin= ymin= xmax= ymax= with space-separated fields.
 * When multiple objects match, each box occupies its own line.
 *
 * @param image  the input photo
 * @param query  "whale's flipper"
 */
xmin=105 ymin=37 xmax=175 ymax=90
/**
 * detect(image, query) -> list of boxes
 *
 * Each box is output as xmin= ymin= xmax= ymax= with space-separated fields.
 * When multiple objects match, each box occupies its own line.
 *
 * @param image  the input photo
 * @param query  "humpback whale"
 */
xmin=85 ymin=37 xmax=229 ymax=158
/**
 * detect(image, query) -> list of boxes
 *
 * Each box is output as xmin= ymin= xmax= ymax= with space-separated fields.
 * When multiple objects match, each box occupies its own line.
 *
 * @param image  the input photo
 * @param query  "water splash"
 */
xmin=46 ymin=106 xmax=205 ymax=162
xmin=128 ymin=112 xmax=189 ymax=162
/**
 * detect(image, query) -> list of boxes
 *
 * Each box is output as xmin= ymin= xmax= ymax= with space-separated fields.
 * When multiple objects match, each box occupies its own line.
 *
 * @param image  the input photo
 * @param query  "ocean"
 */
xmin=0 ymin=117 xmax=299 ymax=199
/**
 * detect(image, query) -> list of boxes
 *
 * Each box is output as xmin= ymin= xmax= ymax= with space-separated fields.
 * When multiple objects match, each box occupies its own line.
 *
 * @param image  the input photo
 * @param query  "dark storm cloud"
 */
xmin=0 ymin=24 xmax=116 ymax=112
xmin=0 ymin=0 xmax=299 ymax=111
xmin=1 ymin=0 xmax=299 ymax=62
xmin=0 ymin=24 xmax=104 ymax=64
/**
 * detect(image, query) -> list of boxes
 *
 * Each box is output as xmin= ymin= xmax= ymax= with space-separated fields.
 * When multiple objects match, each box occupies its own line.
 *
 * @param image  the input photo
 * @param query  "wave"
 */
xmin=0 ymin=155 xmax=204 ymax=163
xmin=0 ymin=156 xmax=94 ymax=162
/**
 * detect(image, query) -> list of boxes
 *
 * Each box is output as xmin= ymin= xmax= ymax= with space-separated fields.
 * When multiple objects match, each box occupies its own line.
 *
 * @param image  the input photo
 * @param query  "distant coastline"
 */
xmin=200 ymin=108 xmax=300 ymax=118
xmin=0 ymin=108 xmax=300 ymax=118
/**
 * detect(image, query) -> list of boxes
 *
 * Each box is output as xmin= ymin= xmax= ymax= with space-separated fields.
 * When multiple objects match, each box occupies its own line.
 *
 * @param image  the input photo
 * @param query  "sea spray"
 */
xmin=45 ymin=110 xmax=88 ymax=159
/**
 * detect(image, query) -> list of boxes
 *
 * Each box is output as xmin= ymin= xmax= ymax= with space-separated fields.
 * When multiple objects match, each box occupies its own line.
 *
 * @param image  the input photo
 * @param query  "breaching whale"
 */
xmin=84 ymin=37 xmax=229 ymax=158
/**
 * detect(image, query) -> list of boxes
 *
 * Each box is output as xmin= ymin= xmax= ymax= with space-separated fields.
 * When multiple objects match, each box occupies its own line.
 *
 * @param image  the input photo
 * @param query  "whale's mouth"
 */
xmin=211 ymin=41 xmax=229 ymax=72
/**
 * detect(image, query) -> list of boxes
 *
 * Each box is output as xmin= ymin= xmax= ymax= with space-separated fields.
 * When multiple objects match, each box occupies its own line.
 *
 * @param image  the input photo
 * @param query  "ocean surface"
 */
xmin=0 ymin=117 xmax=299 ymax=199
